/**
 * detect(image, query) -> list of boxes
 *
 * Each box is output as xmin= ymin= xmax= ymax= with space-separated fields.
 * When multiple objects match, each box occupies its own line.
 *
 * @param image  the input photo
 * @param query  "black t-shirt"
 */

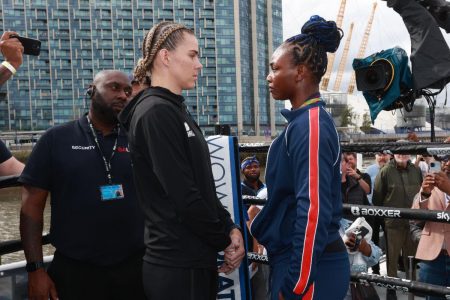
xmin=0 ymin=140 xmax=12 ymax=164
xmin=342 ymin=171 xmax=371 ymax=221
xmin=19 ymin=115 xmax=144 ymax=266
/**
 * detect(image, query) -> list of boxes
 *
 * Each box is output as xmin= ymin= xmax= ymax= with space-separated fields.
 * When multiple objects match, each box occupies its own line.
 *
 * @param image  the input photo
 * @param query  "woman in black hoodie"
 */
xmin=119 ymin=21 xmax=244 ymax=300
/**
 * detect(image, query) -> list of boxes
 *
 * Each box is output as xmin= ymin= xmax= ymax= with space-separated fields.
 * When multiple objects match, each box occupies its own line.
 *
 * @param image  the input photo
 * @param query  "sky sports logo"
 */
xmin=437 ymin=212 xmax=450 ymax=222
xmin=350 ymin=206 xmax=401 ymax=218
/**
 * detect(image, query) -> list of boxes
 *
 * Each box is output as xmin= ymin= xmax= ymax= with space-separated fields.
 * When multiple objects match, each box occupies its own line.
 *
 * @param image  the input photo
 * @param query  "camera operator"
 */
xmin=0 ymin=31 xmax=23 ymax=86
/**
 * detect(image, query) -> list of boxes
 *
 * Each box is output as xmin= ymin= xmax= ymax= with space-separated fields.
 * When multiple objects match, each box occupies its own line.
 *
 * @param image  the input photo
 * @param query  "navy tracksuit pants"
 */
xmin=269 ymin=250 xmax=350 ymax=300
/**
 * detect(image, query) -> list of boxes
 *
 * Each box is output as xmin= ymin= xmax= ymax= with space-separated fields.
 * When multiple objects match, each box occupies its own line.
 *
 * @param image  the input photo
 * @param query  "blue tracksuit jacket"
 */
xmin=251 ymin=100 xmax=344 ymax=299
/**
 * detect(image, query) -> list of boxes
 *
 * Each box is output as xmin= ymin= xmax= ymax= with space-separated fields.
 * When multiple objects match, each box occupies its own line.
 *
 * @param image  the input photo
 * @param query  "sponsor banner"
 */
xmin=207 ymin=135 xmax=250 ymax=300
xmin=349 ymin=206 xmax=401 ymax=218
xmin=352 ymin=273 xmax=450 ymax=298
xmin=427 ymin=147 xmax=450 ymax=156
xmin=344 ymin=204 xmax=450 ymax=223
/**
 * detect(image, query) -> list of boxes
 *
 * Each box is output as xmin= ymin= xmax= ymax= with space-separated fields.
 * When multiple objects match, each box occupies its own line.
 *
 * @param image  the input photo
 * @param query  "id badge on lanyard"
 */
xmin=100 ymin=184 xmax=125 ymax=201
xmin=86 ymin=115 xmax=126 ymax=202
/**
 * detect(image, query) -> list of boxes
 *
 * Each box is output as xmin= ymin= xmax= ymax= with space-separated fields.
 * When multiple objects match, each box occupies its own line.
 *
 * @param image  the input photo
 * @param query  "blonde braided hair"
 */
xmin=134 ymin=22 xmax=191 ymax=82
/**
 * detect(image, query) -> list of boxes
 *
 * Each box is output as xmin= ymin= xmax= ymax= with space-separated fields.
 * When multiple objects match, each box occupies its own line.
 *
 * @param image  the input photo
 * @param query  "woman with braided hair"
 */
xmin=250 ymin=16 xmax=350 ymax=300
xmin=119 ymin=21 xmax=244 ymax=299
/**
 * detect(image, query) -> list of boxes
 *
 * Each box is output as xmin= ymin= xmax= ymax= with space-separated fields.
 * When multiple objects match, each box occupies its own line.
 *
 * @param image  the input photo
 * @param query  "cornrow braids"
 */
xmin=290 ymin=43 xmax=328 ymax=83
xmin=134 ymin=23 xmax=165 ymax=83
xmin=142 ymin=22 xmax=165 ymax=59
xmin=134 ymin=22 xmax=192 ymax=82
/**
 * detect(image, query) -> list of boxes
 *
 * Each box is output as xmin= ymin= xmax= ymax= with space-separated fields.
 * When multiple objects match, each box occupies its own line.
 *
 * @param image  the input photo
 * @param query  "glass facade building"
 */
xmin=0 ymin=0 xmax=284 ymax=136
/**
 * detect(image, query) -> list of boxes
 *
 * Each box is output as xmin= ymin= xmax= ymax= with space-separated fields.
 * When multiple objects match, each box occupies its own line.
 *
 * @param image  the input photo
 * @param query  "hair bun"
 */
xmin=300 ymin=15 xmax=343 ymax=53
xmin=286 ymin=15 xmax=344 ymax=53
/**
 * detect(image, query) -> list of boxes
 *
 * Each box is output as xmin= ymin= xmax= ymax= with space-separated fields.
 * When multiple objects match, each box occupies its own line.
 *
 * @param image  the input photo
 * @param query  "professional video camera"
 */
xmin=353 ymin=0 xmax=450 ymax=134
xmin=353 ymin=47 xmax=415 ymax=123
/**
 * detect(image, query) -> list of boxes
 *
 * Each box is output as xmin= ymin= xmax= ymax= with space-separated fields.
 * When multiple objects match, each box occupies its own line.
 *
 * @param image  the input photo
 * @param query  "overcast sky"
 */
xmin=281 ymin=0 xmax=450 ymax=105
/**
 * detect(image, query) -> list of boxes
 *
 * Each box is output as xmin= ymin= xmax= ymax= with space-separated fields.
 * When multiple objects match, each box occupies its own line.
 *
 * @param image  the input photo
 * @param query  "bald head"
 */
xmin=93 ymin=70 xmax=129 ymax=86
xmin=89 ymin=70 xmax=132 ymax=128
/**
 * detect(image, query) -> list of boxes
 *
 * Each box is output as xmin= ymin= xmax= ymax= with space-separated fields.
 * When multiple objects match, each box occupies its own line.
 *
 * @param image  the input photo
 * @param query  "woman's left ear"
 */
xmin=296 ymin=65 xmax=305 ymax=82
xmin=159 ymin=49 xmax=170 ymax=66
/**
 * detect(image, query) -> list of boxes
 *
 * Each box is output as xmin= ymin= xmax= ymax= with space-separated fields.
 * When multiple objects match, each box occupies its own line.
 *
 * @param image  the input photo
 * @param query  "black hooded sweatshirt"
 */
xmin=119 ymin=86 xmax=235 ymax=269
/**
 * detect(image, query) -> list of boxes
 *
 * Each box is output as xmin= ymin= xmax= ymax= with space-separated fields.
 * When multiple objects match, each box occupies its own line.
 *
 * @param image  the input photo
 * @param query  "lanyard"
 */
xmin=300 ymin=97 xmax=322 ymax=108
xmin=86 ymin=115 xmax=119 ymax=184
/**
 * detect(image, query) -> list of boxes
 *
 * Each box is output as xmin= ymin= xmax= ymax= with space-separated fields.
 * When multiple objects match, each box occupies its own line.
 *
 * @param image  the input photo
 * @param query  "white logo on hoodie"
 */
xmin=184 ymin=122 xmax=195 ymax=137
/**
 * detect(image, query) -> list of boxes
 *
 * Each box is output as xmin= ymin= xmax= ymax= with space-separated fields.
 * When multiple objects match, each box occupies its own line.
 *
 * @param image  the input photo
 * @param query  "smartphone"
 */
xmin=10 ymin=35 xmax=41 ymax=56
xmin=430 ymin=161 xmax=441 ymax=173
xmin=348 ymin=225 xmax=369 ymax=251
xmin=353 ymin=225 xmax=369 ymax=240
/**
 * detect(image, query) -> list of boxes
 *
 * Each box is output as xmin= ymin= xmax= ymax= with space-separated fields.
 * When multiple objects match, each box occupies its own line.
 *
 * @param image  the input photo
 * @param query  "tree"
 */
xmin=340 ymin=107 xmax=356 ymax=128
xmin=360 ymin=112 xmax=372 ymax=131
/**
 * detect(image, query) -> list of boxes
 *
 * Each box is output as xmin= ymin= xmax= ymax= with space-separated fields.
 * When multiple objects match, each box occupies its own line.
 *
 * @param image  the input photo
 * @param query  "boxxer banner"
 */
xmin=206 ymin=135 xmax=251 ymax=300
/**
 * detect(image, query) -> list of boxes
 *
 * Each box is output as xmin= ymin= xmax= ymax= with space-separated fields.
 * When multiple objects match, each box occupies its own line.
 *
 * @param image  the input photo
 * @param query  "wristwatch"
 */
xmin=26 ymin=261 xmax=44 ymax=272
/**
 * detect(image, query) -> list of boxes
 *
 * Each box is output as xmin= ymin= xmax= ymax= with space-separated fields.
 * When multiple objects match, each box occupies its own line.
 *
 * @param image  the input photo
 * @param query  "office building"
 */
xmin=0 ymin=0 xmax=284 ymax=136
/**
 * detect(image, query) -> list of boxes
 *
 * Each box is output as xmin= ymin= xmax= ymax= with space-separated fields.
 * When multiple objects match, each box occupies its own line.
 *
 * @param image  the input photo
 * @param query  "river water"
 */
xmin=0 ymin=186 xmax=53 ymax=265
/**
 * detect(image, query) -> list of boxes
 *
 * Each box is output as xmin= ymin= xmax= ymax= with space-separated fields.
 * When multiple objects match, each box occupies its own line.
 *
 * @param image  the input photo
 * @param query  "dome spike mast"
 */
xmin=320 ymin=0 xmax=347 ymax=91
xmin=348 ymin=2 xmax=378 ymax=94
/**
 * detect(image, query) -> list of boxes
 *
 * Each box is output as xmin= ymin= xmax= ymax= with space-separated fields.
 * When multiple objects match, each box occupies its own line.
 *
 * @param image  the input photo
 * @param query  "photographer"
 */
xmin=0 ymin=31 xmax=23 ymax=85
xmin=412 ymin=156 xmax=450 ymax=300
xmin=0 ymin=31 xmax=25 ymax=175
xmin=340 ymin=218 xmax=382 ymax=300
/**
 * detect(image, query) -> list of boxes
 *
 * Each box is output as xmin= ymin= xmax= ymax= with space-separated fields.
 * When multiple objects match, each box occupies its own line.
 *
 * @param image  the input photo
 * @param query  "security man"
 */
xmin=20 ymin=70 xmax=145 ymax=300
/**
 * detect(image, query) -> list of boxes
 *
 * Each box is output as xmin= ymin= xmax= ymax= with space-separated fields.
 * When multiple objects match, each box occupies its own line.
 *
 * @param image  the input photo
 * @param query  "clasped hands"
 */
xmin=218 ymin=228 xmax=245 ymax=275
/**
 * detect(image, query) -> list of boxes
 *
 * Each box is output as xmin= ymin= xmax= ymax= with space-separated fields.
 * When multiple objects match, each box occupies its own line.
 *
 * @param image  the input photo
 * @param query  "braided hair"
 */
xmin=284 ymin=15 xmax=343 ymax=83
xmin=134 ymin=21 xmax=194 ymax=83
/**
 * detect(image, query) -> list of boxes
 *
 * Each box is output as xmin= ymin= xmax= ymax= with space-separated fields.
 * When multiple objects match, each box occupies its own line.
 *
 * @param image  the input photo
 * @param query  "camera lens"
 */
xmin=365 ymin=69 xmax=379 ymax=85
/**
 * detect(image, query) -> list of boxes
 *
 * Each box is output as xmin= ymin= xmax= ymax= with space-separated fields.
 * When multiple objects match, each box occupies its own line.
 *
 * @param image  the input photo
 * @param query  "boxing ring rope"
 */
xmin=242 ymin=197 xmax=450 ymax=297
xmin=239 ymin=142 xmax=450 ymax=155
xmin=244 ymin=196 xmax=450 ymax=224
xmin=246 ymin=252 xmax=450 ymax=298
xmin=240 ymin=141 xmax=450 ymax=297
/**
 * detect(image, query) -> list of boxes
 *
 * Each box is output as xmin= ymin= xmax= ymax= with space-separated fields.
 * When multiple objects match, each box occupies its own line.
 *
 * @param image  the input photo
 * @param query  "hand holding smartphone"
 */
xmin=9 ymin=35 xmax=41 ymax=56
xmin=430 ymin=161 xmax=441 ymax=173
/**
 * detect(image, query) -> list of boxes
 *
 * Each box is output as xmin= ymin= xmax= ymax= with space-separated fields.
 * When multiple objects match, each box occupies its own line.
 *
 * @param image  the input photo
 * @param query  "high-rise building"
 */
xmin=0 ymin=0 xmax=284 ymax=136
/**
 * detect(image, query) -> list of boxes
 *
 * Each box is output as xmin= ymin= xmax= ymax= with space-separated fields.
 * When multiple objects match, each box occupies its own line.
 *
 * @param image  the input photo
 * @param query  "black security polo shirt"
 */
xmin=19 ymin=115 xmax=144 ymax=266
